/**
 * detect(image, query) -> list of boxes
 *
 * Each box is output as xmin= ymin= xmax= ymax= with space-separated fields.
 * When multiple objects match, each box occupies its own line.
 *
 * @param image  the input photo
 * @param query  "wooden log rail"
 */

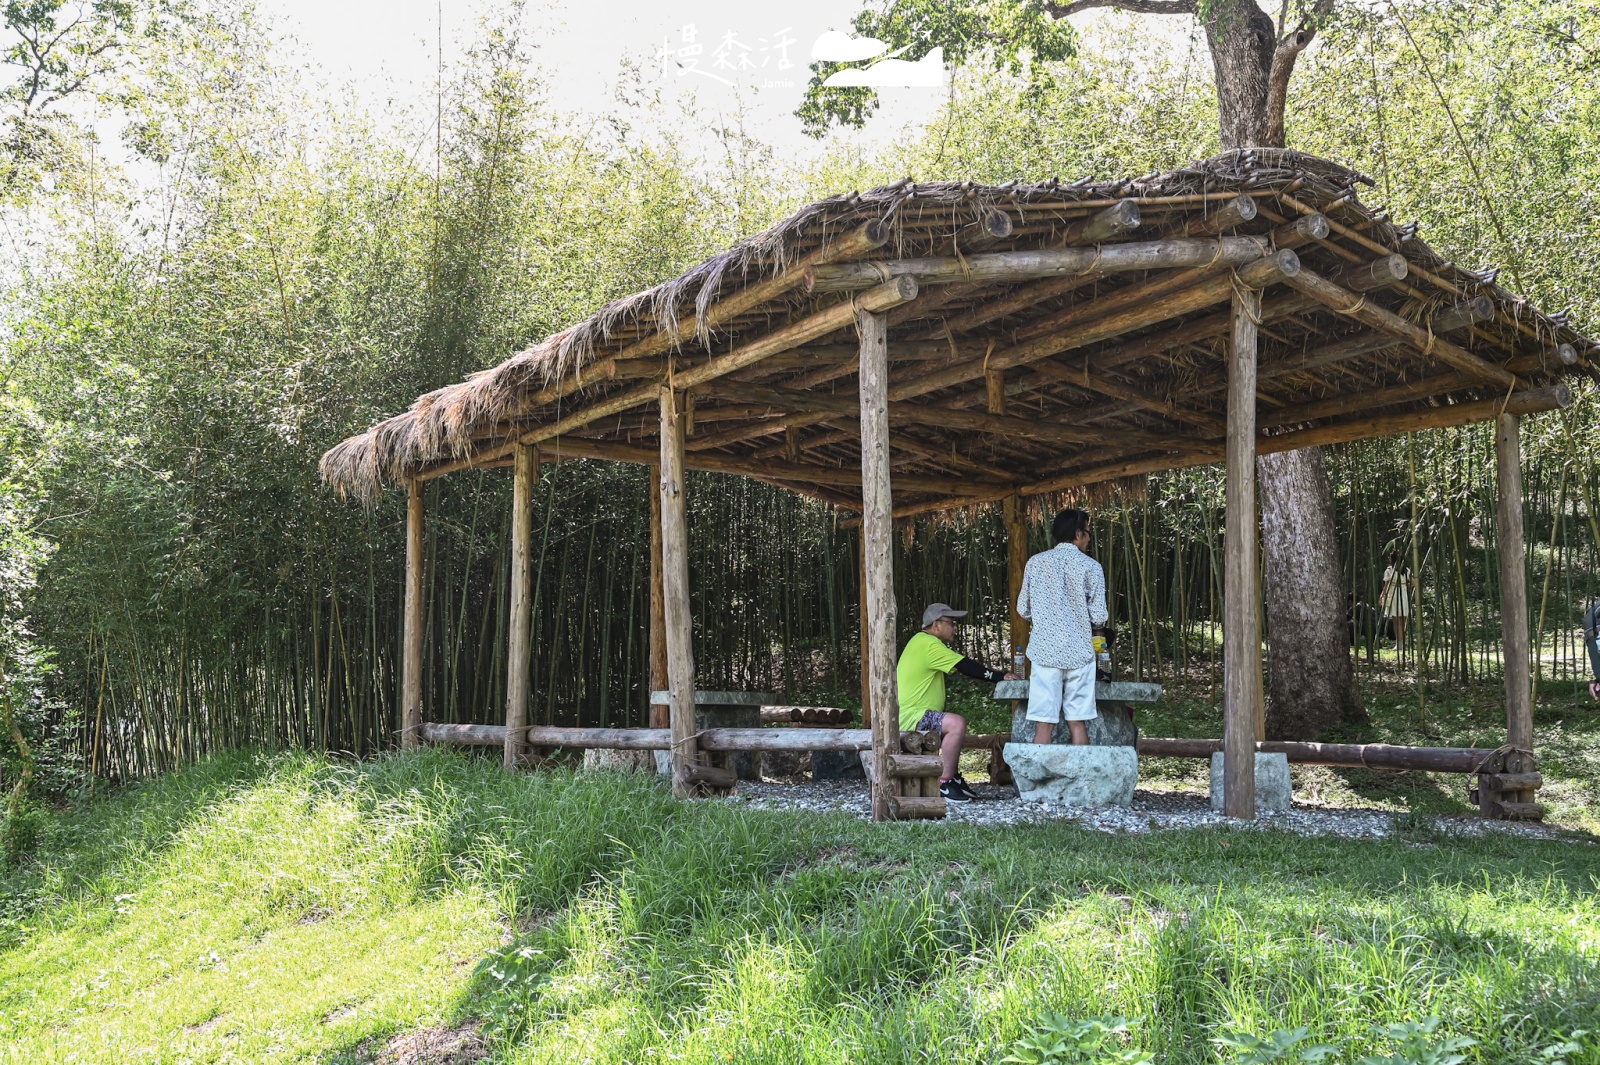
xmin=1137 ymin=738 xmax=1543 ymax=821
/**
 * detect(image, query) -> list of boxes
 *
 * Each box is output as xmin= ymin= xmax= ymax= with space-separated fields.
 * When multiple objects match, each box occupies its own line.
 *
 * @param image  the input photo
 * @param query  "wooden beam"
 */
xmin=417 ymin=276 xmax=920 ymax=481
xmin=504 ymin=444 xmax=536 ymax=767
xmin=1020 ymin=385 xmax=1571 ymax=499
xmin=1223 ymin=283 xmax=1262 ymax=820
xmin=805 ymin=236 xmax=1274 ymax=292
xmin=659 ymin=387 xmax=698 ymax=798
xmin=1496 ymin=413 xmax=1533 ymax=762
xmin=1331 ymin=253 xmax=1409 ymax=292
xmin=898 ymin=250 xmax=1302 ymax=402
xmin=956 ymin=207 xmax=1014 ymax=251
xmin=1281 ymin=267 xmax=1521 ymax=389
xmin=648 ymin=462 xmax=668 ymax=729
xmin=858 ymin=306 xmax=901 ymax=822
xmin=1005 ymin=494 xmax=1030 ymax=660
xmin=402 ymin=479 xmax=424 ymax=749
xmin=1506 ymin=343 xmax=1577 ymax=375
xmin=683 ymin=249 xmax=1305 ymax=456
xmin=1174 ymin=192 xmax=1256 ymax=237
xmin=1060 ymin=199 xmax=1140 ymax=243
xmin=1028 ymin=358 xmax=1225 ymax=434
xmin=502 ymin=222 xmax=893 ymax=416
xmin=1137 ymin=737 xmax=1504 ymax=772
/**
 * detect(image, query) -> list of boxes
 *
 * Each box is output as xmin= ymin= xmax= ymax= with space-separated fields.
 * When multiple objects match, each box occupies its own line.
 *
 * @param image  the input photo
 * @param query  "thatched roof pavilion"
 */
xmin=321 ymin=148 xmax=1591 ymax=822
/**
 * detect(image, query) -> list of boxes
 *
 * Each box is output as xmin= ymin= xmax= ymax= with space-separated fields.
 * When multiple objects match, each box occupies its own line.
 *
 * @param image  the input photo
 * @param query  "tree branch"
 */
xmin=1045 ymin=0 xmax=1196 ymax=17
xmin=1264 ymin=0 xmax=1336 ymax=146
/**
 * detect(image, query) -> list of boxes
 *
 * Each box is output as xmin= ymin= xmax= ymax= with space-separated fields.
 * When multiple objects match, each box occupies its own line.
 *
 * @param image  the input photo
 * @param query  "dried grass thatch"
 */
xmin=321 ymin=149 xmax=1593 ymax=511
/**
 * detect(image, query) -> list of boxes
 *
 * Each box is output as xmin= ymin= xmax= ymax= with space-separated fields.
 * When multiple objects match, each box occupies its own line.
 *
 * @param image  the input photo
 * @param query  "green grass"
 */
xmin=2 ymin=750 xmax=1598 ymax=1064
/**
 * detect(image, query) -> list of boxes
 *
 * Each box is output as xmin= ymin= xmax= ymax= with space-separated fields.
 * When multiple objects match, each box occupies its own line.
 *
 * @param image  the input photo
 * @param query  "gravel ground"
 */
xmin=727 ymin=779 xmax=1585 ymax=842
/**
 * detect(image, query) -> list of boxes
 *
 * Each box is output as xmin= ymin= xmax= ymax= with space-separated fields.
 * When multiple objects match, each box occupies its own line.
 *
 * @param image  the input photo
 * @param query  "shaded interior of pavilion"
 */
xmin=322 ymin=149 xmax=1594 ymax=822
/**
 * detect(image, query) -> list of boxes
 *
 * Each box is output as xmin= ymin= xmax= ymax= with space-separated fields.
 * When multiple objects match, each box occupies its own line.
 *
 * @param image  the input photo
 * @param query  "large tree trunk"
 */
xmin=1206 ymin=0 xmax=1363 ymax=737
xmin=1258 ymin=451 xmax=1362 ymax=736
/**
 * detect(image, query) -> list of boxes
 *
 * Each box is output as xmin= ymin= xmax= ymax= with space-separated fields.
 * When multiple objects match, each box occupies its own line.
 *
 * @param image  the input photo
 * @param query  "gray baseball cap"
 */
xmin=921 ymin=603 xmax=969 ymax=627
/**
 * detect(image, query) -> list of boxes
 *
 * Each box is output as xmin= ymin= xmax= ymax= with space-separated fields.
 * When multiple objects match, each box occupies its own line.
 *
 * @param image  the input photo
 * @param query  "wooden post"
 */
xmin=648 ymin=463 xmax=668 ymax=729
xmin=504 ymin=444 xmax=536 ymax=768
xmin=858 ymin=307 xmax=900 ymax=822
xmin=1223 ymin=286 xmax=1262 ymax=818
xmin=1004 ymin=494 xmax=1030 ymax=660
xmin=659 ymin=388 xmax=699 ymax=797
xmin=1496 ymin=412 xmax=1533 ymax=800
xmin=402 ymin=479 xmax=424 ymax=749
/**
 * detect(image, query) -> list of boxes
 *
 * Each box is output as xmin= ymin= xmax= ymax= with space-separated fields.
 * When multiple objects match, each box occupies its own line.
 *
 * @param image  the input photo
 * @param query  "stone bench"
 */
xmin=993 ymin=679 xmax=1161 ymax=806
xmin=993 ymin=678 xmax=1162 ymax=747
xmin=648 ymin=690 xmax=773 ymax=780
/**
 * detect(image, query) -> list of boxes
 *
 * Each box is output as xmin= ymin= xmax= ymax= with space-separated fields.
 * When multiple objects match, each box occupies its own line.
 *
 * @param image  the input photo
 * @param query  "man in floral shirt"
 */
xmin=1017 ymin=508 xmax=1108 ymax=745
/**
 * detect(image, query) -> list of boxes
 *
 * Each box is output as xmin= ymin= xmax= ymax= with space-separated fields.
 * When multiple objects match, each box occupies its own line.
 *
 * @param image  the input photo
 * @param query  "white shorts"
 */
xmin=1026 ymin=662 xmax=1099 ymax=723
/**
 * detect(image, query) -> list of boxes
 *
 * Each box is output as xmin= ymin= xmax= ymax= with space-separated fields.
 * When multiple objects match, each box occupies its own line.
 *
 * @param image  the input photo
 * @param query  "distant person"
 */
xmin=1584 ymin=596 xmax=1600 ymax=700
xmin=895 ymin=604 xmax=1016 ymax=802
xmin=1017 ymin=508 xmax=1108 ymax=746
xmin=1381 ymin=549 xmax=1413 ymax=652
xmin=1347 ymin=593 xmax=1381 ymax=647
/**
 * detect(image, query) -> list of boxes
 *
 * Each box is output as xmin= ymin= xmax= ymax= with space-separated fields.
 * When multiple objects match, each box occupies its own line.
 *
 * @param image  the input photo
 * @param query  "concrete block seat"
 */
xmin=1209 ymin=751 xmax=1292 ymax=812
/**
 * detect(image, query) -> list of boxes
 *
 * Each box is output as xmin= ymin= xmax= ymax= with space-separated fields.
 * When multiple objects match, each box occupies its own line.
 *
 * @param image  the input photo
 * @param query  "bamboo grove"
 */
xmin=3 ymin=0 xmax=1599 ymax=781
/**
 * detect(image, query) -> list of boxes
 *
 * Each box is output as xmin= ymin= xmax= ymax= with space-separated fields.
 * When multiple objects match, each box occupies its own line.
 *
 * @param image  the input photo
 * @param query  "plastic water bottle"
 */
xmin=1093 ymin=634 xmax=1110 ymax=673
xmin=1013 ymin=645 xmax=1026 ymax=679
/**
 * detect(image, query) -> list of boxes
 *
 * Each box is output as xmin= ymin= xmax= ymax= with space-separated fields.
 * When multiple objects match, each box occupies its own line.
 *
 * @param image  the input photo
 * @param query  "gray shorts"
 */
xmin=914 ymin=710 xmax=945 ymax=733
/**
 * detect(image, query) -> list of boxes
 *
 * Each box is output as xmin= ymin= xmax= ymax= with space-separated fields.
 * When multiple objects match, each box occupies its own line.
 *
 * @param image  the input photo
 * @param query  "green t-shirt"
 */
xmin=895 ymin=631 xmax=965 ymax=729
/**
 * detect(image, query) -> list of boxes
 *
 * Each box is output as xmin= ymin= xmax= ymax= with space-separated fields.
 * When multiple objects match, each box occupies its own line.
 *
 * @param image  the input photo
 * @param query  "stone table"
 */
xmin=648 ymin=690 xmax=774 ymax=780
xmin=993 ymin=679 xmax=1162 ymax=747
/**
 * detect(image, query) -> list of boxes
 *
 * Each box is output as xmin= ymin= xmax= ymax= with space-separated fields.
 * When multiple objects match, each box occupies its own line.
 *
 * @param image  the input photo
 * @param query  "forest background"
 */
xmin=3 ymin=0 xmax=1599 ymax=786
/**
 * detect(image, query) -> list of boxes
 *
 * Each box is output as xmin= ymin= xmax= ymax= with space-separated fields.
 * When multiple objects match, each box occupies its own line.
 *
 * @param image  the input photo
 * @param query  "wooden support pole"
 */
xmin=504 ymin=444 xmax=536 ymax=767
xmin=1005 ymin=494 xmax=1030 ymax=658
xmin=1496 ymin=412 xmax=1534 ymax=782
xmin=1223 ymin=284 xmax=1262 ymax=819
xmin=658 ymin=387 xmax=699 ymax=797
xmin=858 ymin=306 xmax=901 ymax=822
xmin=648 ymin=463 xmax=668 ymax=729
xmin=402 ymin=479 xmax=424 ymax=749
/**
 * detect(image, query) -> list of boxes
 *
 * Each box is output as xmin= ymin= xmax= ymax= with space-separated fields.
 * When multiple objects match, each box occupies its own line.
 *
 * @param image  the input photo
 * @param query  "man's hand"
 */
xmin=1003 ymin=672 xmax=1019 ymax=681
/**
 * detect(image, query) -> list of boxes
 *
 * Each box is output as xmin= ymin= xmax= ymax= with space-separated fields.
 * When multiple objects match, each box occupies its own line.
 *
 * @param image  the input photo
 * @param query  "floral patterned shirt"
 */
xmin=1017 ymin=543 xmax=1108 ymax=670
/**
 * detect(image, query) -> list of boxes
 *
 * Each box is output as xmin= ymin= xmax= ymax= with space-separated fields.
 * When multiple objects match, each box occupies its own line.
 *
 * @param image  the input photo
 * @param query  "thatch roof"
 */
xmin=321 ymin=149 xmax=1593 ymax=515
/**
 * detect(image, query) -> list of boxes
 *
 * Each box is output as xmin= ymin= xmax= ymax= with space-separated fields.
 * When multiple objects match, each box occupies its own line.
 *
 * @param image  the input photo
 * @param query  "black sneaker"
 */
xmin=952 ymin=774 xmax=981 ymax=800
xmin=939 ymin=779 xmax=974 ymax=803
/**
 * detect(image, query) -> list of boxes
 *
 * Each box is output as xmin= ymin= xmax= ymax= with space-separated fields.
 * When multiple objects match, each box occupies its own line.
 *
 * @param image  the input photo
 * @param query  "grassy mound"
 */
xmin=1 ymin=750 xmax=1597 ymax=1063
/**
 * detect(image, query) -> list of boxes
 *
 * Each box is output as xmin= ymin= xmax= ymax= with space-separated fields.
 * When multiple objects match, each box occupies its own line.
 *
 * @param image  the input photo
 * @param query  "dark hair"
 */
xmin=1388 ymin=549 xmax=1401 ymax=565
xmin=1052 ymin=508 xmax=1090 ymax=545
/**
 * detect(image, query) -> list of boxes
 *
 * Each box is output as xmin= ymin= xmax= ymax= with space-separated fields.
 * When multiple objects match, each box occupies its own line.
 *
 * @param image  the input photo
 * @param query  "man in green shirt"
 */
xmin=896 ymin=603 xmax=1016 ymax=802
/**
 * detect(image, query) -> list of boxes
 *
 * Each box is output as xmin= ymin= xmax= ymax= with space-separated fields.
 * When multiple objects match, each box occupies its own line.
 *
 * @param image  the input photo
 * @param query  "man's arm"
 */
xmin=1087 ymin=560 xmax=1109 ymax=628
xmin=953 ymin=657 xmax=1007 ymax=683
xmin=1017 ymin=559 xmax=1033 ymax=620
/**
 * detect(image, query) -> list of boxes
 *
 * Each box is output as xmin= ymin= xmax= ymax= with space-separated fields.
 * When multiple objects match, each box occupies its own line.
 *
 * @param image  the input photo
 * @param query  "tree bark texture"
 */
xmin=1258 ymin=448 xmax=1362 ymax=738
xmin=1206 ymin=0 xmax=1356 ymax=739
